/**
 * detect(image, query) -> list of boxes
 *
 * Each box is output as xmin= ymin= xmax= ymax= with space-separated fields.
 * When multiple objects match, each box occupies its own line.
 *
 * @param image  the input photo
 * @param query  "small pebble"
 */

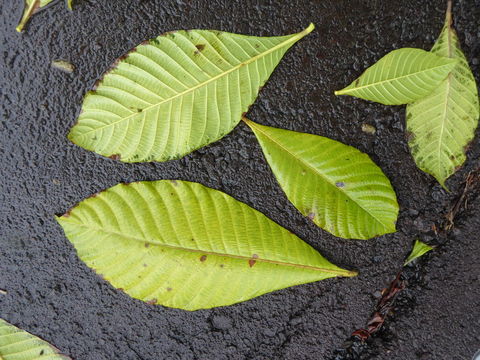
xmin=408 ymin=209 xmax=419 ymax=216
xmin=211 ymin=315 xmax=232 ymax=331
xmin=361 ymin=123 xmax=376 ymax=135
xmin=51 ymin=60 xmax=75 ymax=73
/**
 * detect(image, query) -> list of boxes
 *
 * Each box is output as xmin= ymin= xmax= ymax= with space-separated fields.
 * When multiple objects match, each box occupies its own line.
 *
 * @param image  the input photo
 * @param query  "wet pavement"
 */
xmin=0 ymin=0 xmax=479 ymax=359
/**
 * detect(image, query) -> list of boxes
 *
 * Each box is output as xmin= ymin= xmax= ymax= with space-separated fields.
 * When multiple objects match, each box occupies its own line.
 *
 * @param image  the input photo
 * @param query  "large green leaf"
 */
xmin=335 ymin=48 xmax=457 ymax=105
xmin=56 ymin=180 xmax=355 ymax=311
xmin=244 ymin=119 xmax=398 ymax=240
xmin=68 ymin=24 xmax=315 ymax=162
xmin=405 ymin=6 xmax=479 ymax=188
xmin=0 ymin=319 xmax=70 ymax=359
xmin=404 ymin=239 xmax=433 ymax=266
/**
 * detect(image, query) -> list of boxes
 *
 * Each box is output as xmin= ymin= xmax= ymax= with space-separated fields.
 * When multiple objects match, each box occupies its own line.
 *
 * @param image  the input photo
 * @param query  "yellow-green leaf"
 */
xmin=335 ymin=48 xmax=457 ymax=105
xmin=56 ymin=180 xmax=355 ymax=311
xmin=67 ymin=0 xmax=73 ymax=10
xmin=405 ymin=4 xmax=479 ymax=188
xmin=68 ymin=24 xmax=315 ymax=162
xmin=0 ymin=319 xmax=70 ymax=360
xmin=244 ymin=119 xmax=398 ymax=240
xmin=404 ymin=239 xmax=433 ymax=266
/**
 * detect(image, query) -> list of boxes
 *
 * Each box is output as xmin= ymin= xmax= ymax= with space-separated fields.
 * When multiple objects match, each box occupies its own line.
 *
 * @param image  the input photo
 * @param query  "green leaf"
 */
xmin=16 ymin=0 xmax=54 ymax=32
xmin=56 ymin=180 xmax=355 ymax=311
xmin=405 ymin=6 xmax=479 ymax=188
xmin=68 ymin=24 xmax=315 ymax=163
xmin=0 ymin=319 xmax=70 ymax=359
xmin=67 ymin=0 xmax=73 ymax=10
xmin=335 ymin=48 xmax=458 ymax=105
xmin=404 ymin=239 xmax=433 ymax=266
xmin=244 ymin=119 xmax=398 ymax=240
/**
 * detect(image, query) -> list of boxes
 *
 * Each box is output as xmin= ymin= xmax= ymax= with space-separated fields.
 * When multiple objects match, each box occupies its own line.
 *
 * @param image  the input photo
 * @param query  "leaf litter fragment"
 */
xmin=404 ymin=239 xmax=433 ymax=266
xmin=17 ymin=0 xmax=73 ymax=32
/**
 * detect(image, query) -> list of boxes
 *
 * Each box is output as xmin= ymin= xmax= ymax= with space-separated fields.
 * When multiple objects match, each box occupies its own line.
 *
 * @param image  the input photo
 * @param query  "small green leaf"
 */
xmin=335 ymin=48 xmax=457 ymax=105
xmin=68 ymin=24 xmax=315 ymax=162
xmin=406 ymin=5 xmax=479 ymax=188
xmin=67 ymin=0 xmax=73 ymax=10
xmin=244 ymin=119 xmax=398 ymax=240
xmin=0 ymin=319 xmax=70 ymax=359
xmin=56 ymin=180 xmax=355 ymax=311
xmin=404 ymin=239 xmax=433 ymax=266
xmin=16 ymin=0 xmax=54 ymax=32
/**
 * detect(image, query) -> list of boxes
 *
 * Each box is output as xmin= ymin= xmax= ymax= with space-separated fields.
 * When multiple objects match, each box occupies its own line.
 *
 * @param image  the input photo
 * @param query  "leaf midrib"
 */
xmin=62 ymin=218 xmax=354 ymax=276
xmin=337 ymin=60 xmax=455 ymax=94
xmin=75 ymin=25 xmax=313 ymax=138
xmin=433 ymin=23 xmax=455 ymax=184
xmin=246 ymin=120 xmax=391 ymax=229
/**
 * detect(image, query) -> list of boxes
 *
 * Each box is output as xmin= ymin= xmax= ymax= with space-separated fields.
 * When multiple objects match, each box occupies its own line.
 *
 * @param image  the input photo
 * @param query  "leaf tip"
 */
xmin=445 ymin=0 xmax=453 ymax=26
xmin=67 ymin=127 xmax=80 ymax=144
xmin=305 ymin=23 xmax=315 ymax=34
xmin=345 ymin=269 xmax=358 ymax=277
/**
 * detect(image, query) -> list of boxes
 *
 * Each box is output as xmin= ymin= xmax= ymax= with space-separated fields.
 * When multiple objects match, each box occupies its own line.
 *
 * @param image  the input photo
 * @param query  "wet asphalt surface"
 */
xmin=0 ymin=0 xmax=479 ymax=359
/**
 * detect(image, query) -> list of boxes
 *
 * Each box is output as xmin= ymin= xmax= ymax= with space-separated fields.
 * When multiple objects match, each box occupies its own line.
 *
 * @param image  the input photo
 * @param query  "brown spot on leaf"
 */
xmin=336 ymin=181 xmax=345 ymax=188
xmin=108 ymin=154 xmax=121 ymax=161
xmin=220 ymin=264 xmax=225 ymax=268
xmin=146 ymin=298 xmax=157 ymax=305
xmin=143 ymin=263 xmax=148 ymax=267
xmin=195 ymin=44 xmax=205 ymax=51
xmin=406 ymin=131 xmax=415 ymax=142
xmin=145 ymin=243 xmax=150 ymax=248
xmin=252 ymin=254 xmax=259 ymax=259
xmin=92 ymin=79 xmax=102 ymax=91
xmin=167 ymin=287 xmax=172 ymax=291
xmin=200 ymin=255 xmax=207 ymax=262
xmin=249 ymin=259 xmax=256 ymax=267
